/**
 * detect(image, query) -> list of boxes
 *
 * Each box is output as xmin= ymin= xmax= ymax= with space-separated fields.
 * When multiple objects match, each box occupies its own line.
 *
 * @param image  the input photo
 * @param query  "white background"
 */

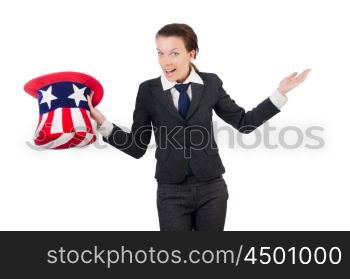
xmin=0 ymin=0 xmax=349 ymax=230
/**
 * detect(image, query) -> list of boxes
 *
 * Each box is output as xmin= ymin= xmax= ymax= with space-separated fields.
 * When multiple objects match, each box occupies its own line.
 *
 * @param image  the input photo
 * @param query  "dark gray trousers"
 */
xmin=156 ymin=175 xmax=229 ymax=231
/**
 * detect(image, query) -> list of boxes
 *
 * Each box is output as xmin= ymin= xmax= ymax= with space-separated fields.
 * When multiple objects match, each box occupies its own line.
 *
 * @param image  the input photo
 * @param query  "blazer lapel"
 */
xmin=152 ymin=77 xmax=205 ymax=121
xmin=153 ymin=77 xmax=184 ymax=121
xmin=186 ymin=83 xmax=204 ymax=120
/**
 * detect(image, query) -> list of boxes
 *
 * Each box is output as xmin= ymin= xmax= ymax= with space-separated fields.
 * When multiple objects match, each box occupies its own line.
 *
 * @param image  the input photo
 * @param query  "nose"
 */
xmin=164 ymin=62 xmax=173 ymax=68
xmin=160 ymin=56 xmax=172 ymax=67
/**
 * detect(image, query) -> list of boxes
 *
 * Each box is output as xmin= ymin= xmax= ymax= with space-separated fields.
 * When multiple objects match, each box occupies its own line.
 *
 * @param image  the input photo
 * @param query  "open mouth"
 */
xmin=165 ymin=69 xmax=176 ymax=75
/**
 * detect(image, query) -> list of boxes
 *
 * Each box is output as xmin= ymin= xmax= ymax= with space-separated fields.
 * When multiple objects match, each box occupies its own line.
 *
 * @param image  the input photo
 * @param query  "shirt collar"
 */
xmin=160 ymin=66 xmax=204 ymax=91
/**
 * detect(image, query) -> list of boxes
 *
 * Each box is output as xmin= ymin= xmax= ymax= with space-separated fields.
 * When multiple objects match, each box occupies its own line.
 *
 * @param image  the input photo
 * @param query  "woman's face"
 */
xmin=156 ymin=35 xmax=195 ymax=83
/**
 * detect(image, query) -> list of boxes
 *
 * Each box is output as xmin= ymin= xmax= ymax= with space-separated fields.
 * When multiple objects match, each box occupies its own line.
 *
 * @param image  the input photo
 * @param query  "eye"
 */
xmin=171 ymin=52 xmax=179 ymax=56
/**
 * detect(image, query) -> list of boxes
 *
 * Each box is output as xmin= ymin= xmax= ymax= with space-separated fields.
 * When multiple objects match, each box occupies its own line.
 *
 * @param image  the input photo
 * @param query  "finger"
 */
xmin=296 ymin=69 xmax=312 ymax=82
xmin=87 ymin=93 xmax=94 ymax=110
xmin=87 ymin=95 xmax=92 ymax=108
xmin=301 ymin=68 xmax=312 ymax=77
xmin=287 ymin=72 xmax=298 ymax=79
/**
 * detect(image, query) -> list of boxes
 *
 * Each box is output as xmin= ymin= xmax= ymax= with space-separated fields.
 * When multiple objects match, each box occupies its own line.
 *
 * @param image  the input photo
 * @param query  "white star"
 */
xmin=68 ymin=84 xmax=87 ymax=107
xmin=39 ymin=86 xmax=57 ymax=109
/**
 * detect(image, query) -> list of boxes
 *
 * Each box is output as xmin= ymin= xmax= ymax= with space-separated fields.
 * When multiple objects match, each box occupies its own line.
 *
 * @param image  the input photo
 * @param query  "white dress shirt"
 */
xmin=97 ymin=67 xmax=288 ymax=138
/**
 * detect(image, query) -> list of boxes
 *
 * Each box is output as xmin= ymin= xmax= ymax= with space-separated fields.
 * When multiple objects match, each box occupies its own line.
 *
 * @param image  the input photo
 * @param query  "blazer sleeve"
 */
xmin=213 ymin=74 xmax=281 ymax=134
xmin=102 ymin=82 xmax=152 ymax=159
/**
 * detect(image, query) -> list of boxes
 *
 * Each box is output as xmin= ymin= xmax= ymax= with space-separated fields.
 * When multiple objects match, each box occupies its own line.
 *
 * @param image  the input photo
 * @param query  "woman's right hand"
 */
xmin=87 ymin=92 xmax=106 ymax=126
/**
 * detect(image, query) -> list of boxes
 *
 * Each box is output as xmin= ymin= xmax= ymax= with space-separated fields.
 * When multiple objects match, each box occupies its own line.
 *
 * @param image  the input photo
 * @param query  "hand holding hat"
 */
xmin=87 ymin=92 xmax=106 ymax=126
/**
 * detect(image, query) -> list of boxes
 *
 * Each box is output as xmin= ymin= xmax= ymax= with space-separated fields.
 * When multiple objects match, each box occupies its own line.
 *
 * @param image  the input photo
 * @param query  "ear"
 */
xmin=190 ymin=50 xmax=196 ymax=60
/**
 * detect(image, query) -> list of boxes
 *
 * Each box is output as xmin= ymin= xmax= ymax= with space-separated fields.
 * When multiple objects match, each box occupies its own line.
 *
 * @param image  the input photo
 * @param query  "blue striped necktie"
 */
xmin=174 ymin=82 xmax=193 ymax=176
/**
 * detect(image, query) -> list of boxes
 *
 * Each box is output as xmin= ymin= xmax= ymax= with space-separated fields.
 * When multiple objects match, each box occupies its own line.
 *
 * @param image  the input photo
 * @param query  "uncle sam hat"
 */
xmin=24 ymin=72 xmax=104 ymax=149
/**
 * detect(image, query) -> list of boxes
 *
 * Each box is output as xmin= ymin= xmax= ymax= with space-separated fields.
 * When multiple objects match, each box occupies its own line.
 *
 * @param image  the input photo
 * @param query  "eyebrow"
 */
xmin=157 ymin=48 xmax=179 ymax=52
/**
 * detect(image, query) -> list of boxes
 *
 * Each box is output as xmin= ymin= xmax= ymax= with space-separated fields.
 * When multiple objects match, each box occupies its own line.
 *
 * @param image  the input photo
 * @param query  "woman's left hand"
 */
xmin=278 ymin=69 xmax=311 ymax=95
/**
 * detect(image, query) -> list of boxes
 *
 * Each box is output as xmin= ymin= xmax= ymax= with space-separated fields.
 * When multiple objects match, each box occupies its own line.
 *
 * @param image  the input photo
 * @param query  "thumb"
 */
xmin=87 ymin=92 xmax=94 ymax=110
xmin=287 ymin=72 xmax=298 ymax=79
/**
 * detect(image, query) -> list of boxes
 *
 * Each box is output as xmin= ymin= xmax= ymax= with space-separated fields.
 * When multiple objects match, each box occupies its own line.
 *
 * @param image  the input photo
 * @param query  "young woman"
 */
xmin=87 ymin=23 xmax=311 ymax=231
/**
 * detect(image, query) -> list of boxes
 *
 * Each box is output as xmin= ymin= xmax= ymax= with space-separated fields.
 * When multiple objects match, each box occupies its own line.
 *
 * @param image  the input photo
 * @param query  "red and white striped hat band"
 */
xmin=24 ymin=72 xmax=104 ymax=149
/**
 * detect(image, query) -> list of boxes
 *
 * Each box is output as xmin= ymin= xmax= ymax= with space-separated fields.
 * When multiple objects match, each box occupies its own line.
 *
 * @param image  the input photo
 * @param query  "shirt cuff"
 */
xmin=269 ymin=89 xmax=288 ymax=110
xmin=97 ymin=119 xmax=114 ymax=138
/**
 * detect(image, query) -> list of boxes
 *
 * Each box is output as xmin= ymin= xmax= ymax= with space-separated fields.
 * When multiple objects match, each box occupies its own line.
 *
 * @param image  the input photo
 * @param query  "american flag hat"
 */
xmin=24 ymin=72 xmax=104 ymax=149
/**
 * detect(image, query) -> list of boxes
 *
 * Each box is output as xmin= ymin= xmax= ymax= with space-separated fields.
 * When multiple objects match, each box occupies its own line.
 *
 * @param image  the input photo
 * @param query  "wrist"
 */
xmin=98 ymin=117 xmax=106 ymax=126
xmin=277 ymin=87 xmax=287 ymax=96
xmin=96 ymin=119 xmax=105 ymax=128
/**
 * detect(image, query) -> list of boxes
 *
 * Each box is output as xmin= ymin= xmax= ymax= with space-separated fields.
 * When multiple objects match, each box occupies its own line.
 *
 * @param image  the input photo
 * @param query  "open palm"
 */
xmin=278 ymin=69 xmax=311 ymax=95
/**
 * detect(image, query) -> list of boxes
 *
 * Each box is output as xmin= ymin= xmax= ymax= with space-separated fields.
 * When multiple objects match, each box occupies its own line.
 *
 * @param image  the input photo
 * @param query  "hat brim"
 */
xmin=24 ymin=71 xmax=104 ymax=107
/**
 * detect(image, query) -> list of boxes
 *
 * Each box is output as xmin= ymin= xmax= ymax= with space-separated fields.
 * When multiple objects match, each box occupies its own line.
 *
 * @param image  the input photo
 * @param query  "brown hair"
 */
xmin=156 ymin=23 xmax=200 ymax=73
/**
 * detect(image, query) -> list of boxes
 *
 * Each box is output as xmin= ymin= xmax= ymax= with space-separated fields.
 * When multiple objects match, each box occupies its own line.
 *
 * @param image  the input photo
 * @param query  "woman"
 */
xmin=87 ymin=23 xmax=311 ymax=231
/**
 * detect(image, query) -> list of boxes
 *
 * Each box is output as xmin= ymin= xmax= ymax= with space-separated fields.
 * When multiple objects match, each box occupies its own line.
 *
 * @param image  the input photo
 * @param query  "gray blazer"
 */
xmin=102 ymin=71 xmax=281 ymax=183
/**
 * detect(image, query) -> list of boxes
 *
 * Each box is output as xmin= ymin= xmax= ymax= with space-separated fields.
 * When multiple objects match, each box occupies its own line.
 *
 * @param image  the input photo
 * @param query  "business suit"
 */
xmin=98 ymin=68 xmax=286 ymax=230
xmin=100 ymin=70 xmax=283 ymax=183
